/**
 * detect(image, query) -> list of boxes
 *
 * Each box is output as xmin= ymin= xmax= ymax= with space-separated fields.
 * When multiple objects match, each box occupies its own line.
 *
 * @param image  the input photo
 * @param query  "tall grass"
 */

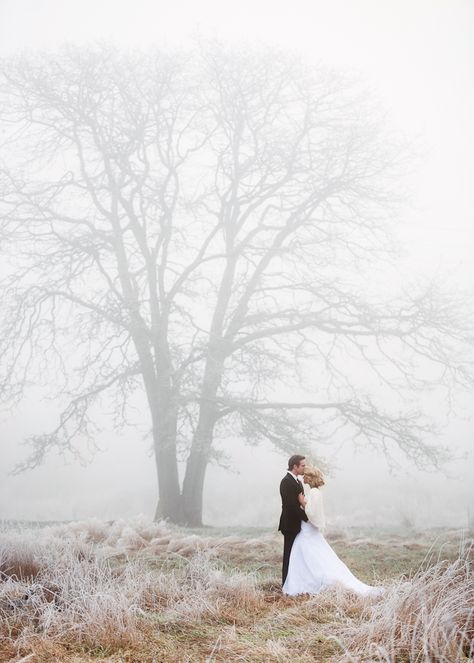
xmin=1 ymin=535 xmax=154 ymax=651
xmin=0 ymin=519 xmax=264 ymax=658
xmin=0 ymin=518 xmax=471 ymax=662
xmin=337 ymin=545 xmax=474 ymax=662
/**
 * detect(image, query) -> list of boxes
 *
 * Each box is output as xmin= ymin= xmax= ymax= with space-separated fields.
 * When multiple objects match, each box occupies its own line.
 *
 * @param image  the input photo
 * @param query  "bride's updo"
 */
xmin=304 ymin=466 xmax=325 ymax=488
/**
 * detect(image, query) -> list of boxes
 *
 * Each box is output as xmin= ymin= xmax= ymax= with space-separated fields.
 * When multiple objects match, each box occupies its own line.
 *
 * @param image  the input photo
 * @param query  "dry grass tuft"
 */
xmin=159 ymin=549 xmax=265 ymax=623
xmin=337 ymin=545 xmax=474 ymax=662
xmin=0 ymin=537 xmax=42 ymax=582
xmin=0 ymin=538 xmax=154 ymax=653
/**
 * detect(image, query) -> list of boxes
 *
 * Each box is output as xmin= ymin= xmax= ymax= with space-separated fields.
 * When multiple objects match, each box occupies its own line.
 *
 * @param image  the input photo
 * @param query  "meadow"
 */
xmin=1 ymin=517 xmax=472 ymax=662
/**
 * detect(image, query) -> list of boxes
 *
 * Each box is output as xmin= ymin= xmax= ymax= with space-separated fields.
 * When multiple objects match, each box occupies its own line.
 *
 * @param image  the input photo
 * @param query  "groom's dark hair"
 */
xmin=288 ymin=454 xmax=305 ymax=471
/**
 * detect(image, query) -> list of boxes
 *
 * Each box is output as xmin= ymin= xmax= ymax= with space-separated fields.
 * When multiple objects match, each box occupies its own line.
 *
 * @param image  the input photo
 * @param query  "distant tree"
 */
xmin=0 ymin=44 xmax=472 ymax=525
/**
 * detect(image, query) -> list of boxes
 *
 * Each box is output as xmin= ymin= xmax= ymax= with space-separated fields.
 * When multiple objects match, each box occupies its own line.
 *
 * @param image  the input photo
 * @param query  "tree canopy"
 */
xmin=0 ymin=44 xmax=472 ymax=523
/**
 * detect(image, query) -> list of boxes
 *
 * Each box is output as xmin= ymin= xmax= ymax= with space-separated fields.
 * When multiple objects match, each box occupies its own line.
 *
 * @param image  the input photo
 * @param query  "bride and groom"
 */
xmin=278 ymin=454 xmax=381 ymax=597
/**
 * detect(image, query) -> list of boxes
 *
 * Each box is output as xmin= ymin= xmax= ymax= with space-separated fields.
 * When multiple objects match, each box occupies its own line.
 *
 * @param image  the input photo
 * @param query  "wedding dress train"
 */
xmin=282 ymin=488 xmax=381 ymax=597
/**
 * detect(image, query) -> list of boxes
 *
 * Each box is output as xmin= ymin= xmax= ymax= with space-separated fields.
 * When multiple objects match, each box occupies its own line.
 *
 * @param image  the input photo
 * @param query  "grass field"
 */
xmin=1 ymin=518 xmax=472 ymax=662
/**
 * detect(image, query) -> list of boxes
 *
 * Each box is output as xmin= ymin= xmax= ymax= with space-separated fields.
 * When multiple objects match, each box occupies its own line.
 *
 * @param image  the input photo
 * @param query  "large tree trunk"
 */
xmin=181 ymin=338 xmax=225 ymax=526
xmin=181 ymin=407 xmax=216 ymax=526
xmin=181 ymin=355 xmax=222 ymax=525
xmin=153 ymin=434 xmax=183 ymax=523
xmin=150 ymin=392 xmax=184 ymax=523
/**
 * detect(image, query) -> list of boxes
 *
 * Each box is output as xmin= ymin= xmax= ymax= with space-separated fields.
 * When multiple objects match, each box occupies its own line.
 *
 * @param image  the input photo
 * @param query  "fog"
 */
xmin=0 ymin=0 xmax=473 ymax=529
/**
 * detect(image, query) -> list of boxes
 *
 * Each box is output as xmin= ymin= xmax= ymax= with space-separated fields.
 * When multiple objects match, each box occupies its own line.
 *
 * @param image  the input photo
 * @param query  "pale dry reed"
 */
xmin=0 ymin=519 xmax=264 ymax=657
xmin=337 ymin=545 xmax=474 ymax=662
xmin=0 ymin=533 xmax=155 ymax=650
xmin=1 ymin=519 xmax=471 ymax=662
xmin=165 ymin=548 xmax=263 ymax=621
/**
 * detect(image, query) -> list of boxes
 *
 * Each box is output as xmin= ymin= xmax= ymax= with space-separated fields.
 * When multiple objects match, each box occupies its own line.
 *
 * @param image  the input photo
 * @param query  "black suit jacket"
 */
xmin=278 ymin=473 xmax=308 ymax=534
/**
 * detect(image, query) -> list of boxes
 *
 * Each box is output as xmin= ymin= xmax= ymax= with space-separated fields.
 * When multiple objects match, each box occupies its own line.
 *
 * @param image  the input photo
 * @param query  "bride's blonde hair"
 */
xmin=303 ymin=466 xmax=325 ymax=488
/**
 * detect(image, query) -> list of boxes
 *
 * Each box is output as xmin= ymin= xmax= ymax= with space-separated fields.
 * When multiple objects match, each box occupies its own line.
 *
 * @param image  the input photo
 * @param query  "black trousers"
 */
xmin=282 ymin=531 xmax=298 ymax=585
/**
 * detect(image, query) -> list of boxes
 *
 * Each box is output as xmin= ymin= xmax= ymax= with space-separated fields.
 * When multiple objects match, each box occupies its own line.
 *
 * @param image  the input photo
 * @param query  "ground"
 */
xmin=0 ymin=520 xmax=471 ymax=662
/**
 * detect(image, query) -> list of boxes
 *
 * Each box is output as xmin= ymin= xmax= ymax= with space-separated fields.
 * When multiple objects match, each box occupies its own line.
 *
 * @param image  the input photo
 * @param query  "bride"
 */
xmin=282 ymin=466 xmax=382 ymax=597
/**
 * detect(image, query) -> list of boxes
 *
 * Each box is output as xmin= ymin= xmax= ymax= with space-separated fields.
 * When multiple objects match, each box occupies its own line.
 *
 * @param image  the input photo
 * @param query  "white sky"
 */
xmin=1 ymin=0 xmax=473 ymax=273
xmin=0 ymin=0 xmax=473 ymax=525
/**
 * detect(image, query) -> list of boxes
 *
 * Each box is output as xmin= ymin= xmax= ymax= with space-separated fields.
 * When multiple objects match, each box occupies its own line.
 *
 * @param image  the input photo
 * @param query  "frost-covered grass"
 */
xmin=335 ymin=549 xmax=474 ymax=662
xmin=0 ymin=518 xmax=471 ymax=662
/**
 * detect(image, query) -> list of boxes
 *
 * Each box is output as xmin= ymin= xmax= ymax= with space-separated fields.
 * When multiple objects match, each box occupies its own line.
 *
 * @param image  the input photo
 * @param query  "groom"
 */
xmin=278 ymin=454 xmax=308 ymax=586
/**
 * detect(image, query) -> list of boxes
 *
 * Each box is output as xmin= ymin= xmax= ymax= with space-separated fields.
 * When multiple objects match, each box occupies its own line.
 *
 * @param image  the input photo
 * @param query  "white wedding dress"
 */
xmin=282 ymin=487 xmax=380 ymax=597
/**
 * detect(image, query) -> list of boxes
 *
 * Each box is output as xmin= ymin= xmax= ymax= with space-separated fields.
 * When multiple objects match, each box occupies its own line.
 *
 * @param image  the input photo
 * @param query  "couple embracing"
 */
xmin=278 ymin=454 xmax=381 ymax=597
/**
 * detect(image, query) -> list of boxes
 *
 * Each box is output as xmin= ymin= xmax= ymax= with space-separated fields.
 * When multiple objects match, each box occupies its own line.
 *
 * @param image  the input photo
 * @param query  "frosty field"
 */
xmin=0 ymin=517 xmax=472 ymax=663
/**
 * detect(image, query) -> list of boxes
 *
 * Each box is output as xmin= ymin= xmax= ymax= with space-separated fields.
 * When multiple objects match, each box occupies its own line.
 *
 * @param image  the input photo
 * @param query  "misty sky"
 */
xmin=0 ymin=0 xmax=473 ymax=528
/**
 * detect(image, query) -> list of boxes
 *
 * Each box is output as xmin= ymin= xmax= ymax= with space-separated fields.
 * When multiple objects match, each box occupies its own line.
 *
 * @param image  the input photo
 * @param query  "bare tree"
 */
xmin=0 ymin=44 xmax=471 ymax=525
